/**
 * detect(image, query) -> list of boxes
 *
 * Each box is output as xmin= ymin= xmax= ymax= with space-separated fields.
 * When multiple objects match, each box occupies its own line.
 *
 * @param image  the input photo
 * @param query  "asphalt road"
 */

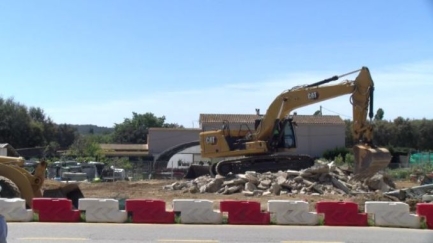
xmin=6 ymin=223 xmax=433 ymax=243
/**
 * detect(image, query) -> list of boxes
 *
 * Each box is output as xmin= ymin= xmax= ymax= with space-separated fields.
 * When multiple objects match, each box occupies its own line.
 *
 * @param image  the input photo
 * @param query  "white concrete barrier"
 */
xmin=0 ymin=198 xmax=33 ymax=222
xmin=365 ymin=201 xmax=420 ymax=228
xmin=78 ymin=198 xmax=127 ymax=223
xmin=267 ymin=200 xmax=319 ymax=225
xmin=173 ymin=199 xmax=222 ymax=224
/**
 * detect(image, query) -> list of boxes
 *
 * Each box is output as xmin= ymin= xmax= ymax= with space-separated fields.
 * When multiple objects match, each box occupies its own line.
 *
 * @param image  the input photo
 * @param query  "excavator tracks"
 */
xmin=213 ymin=154 xmax=315 ymax=176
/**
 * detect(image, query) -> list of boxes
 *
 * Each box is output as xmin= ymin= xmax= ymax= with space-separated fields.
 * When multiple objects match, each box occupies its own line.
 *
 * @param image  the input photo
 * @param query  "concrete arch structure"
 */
xmin=153 ymin=140 xmax=200 ymax=170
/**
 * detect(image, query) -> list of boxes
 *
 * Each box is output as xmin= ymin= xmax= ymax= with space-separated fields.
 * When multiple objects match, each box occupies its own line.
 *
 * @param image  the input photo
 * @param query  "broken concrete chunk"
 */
xmin=245 ymin=182 xmax=257 ymax=192
xmin=331 ymin=177 xmax=351 ymax=194
xmin=270 ymin=183 xmax=281 ymax=195
xmin=223 ymin=178 xmax=246 ymax=187
xmin=366 ymin=174 xmax=391 ymax=192
xmin=163 ymin=161 xmax=398 ymax=198
xmin=276 ymin=171 xmax=288 ymax=179
xmin=261 ymin=179 xmax=272 ymax=187
xmin=286 ymin=170 xmax=301 ymax=176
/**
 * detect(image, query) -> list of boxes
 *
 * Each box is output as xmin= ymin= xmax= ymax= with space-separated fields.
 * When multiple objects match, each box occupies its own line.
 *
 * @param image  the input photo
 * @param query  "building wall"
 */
xmin=147 ymin=128 xmax=201 ymax=156
xmin=294 ymin=124 xmax=345 ymax=157
xmin=0 ymin=148 xmax=6 ymax=156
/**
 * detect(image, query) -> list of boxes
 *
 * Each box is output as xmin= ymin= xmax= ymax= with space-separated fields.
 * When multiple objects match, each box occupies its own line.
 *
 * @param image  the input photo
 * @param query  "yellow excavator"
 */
xmin=198 ymin=66 xmax=392 ymax=179
xmin=0 ymin=155 xmax=83 ymax=208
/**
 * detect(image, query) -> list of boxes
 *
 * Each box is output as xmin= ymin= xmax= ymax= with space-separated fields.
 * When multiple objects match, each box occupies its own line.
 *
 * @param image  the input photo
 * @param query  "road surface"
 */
xmin=6 ymin=223 xmax=433 ymax=243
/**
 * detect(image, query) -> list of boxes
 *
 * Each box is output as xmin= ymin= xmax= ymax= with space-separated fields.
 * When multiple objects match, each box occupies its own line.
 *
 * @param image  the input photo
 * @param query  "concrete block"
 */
xmin=0 ymin=198 xmax=33 ymax=222
xmin=267 ymin=200 xmax=319 ymax=225
xmin=78 ymin=198 xmax=127 ymax=223
xmin=173 ymin=199 xmax=222 ymax=224
xmin=365 ymin=201 xmax=420 ymax=228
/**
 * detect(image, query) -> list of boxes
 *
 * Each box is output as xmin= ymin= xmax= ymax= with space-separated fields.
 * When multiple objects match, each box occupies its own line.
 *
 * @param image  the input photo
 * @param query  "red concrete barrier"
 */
xmin=220 ymin=200 xmax=270 ymax=225
xmin=416 ymin=203 xmax=433 ymax=229
xmin=32 ymin=198 xmax=80 ymax=222
xmin=316 ymin=201 xmax=367 ymax=226
xmin=125 ymin=199 xmax=174 ymax=223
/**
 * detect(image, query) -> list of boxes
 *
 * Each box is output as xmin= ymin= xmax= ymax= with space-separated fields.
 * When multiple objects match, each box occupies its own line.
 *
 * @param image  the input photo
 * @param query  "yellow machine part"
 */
xmin=0 ymin=163 xmax=41 ymax=207
xmin=0 ymin=156 xmax=84 ymax=208
xmin=352 ymin=144 xmax=392 ymax=179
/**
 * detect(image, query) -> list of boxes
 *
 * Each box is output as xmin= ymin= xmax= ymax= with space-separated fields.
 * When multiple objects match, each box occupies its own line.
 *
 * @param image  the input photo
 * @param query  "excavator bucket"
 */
xmin=352 ymin=144 xmax=392 ymax=179
xmin=43 ymin=183 xmax=84 ymax=209
xmin=184 ymin=164 xmax=211 ymax=179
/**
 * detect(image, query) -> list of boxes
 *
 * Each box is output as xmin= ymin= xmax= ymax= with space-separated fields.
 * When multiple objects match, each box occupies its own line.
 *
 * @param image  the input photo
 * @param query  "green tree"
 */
xmin=163 ymin=123 xmax=184 ymax=128
xmin=112 ymin=112 xmax=168 ymax=144
xmin=374 ymin=108 xmax=385 ymax=120
xmin=0 ymin=96 xmax=78 ymax=150
xmin=0 ymin=97 xmax=34 ymax=148
xmin=417 ymin=119 xmax=433 ymax=150
xmin=55 ymin=124 xmax=78 ymax=148
xmin=67 ymin=134 xmax=103 ymax=158
xmin=344 ymin=119 xmax=354 ymax=147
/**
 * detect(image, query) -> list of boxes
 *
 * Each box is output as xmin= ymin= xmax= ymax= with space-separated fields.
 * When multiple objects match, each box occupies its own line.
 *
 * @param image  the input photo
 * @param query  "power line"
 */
xmin=321 ymin=106 xmax=351 ymax=119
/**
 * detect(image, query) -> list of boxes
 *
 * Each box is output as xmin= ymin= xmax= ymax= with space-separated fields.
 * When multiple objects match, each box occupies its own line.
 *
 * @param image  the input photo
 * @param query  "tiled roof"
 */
xmin=199 ymin=114 xmax=344 ymax=125
xmin=99 ymin=144 xmax=148 ymax=151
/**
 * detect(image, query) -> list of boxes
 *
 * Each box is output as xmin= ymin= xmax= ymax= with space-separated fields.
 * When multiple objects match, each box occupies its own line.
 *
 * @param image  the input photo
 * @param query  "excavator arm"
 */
xmin=255 ymin=67 xmax=374 ymax=145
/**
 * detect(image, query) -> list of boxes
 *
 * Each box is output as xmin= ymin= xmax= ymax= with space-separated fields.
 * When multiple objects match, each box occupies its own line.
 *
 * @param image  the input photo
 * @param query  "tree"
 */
xmin=112 ymin=112 xmax=173 ymax=144
xmin=344 ymin=119 xmax=354 ymax=147
xmin=163 ymin=123 xmax=184 ymax=128
xmin=374 ymin=108 xmax=384 ymax=121
xmin=0 ymin=96 xmax=78 ymax=150
xmin=55 ymin=123 xmax=78 ymax=148
xmin=313 ymin=110 xmax=322 ymax=116
xmin=0 ymin=97 xmax=35 ymax=148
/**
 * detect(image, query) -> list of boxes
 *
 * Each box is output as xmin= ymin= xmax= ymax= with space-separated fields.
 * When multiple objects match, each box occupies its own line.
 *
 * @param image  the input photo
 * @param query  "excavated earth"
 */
xmin=42 ymin=162 xmax=421 ymax=212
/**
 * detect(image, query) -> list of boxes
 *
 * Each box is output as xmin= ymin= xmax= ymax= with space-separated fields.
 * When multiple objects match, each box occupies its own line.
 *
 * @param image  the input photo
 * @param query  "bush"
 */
xmin=322 ymin=147 xmax=351 ymax=162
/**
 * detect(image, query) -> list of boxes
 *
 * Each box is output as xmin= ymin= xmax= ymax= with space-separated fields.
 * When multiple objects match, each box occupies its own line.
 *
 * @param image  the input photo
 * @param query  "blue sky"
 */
xmin=1 ymin=0 xmax=432 ymax=128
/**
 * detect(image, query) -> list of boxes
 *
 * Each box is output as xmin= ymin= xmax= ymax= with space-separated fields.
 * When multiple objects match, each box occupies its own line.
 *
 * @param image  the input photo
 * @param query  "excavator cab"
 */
xmin=257 ymin=117 xmax=297 ymax=151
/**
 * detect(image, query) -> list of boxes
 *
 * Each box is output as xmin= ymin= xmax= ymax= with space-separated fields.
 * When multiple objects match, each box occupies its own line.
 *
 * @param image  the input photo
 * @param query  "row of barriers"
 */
xmin=0 ymin=197 xmax=432 ymax=229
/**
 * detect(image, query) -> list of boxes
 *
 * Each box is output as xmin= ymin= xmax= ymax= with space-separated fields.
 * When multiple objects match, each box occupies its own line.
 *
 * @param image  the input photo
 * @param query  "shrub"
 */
xmin=322 ymin=147 xmax=351 ymax=162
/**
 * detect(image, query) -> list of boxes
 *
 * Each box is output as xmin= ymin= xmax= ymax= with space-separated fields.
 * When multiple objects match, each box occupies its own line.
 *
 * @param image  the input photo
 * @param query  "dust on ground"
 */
xmin=42 ymin=179 xmax=419 ymax=211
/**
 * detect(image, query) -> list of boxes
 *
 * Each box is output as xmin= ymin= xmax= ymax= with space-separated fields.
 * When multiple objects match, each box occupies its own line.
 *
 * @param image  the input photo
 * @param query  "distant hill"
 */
xmin=70 ymin=124 xmax=114 ymax=135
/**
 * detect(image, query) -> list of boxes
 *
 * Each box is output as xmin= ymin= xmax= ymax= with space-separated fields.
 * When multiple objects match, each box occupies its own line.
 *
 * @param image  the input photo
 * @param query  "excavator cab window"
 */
xmin=282 ymin=120 xmax=296 ymax=149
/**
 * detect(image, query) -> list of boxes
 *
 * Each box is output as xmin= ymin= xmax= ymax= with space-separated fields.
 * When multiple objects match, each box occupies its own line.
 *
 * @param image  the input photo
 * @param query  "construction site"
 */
xmin=2 ymin=66 xmax=431 ymax=215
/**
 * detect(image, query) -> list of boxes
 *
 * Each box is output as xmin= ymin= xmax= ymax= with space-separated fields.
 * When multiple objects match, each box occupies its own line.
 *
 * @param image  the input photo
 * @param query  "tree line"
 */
xmin=0 ymin=96 xmax=183 ymax=158
xmin=344 ymin=109 xmax=433 ymax=152
xmin=1 ymin=96 xmax=432 ymax=160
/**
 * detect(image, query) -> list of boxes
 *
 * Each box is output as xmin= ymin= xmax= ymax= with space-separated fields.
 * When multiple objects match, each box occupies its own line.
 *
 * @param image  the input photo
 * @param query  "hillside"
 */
xmin=70 ymin=124 xmax=114 ymax=135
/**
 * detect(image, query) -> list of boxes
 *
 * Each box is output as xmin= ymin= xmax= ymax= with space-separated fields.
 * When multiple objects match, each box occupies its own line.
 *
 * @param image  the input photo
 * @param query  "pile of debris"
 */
xmin=163 ymin=162 xmax=397 ymax=197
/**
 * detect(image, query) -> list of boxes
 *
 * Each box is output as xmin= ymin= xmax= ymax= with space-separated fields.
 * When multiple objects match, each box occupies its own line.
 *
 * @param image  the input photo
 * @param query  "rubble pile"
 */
xmin=163 ymin=162 xmax=397 ymax=197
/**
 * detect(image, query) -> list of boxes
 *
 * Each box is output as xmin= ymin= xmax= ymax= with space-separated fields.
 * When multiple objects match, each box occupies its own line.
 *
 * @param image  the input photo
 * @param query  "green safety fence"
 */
xmin=409 ymin=152 xmax=433 ymax=164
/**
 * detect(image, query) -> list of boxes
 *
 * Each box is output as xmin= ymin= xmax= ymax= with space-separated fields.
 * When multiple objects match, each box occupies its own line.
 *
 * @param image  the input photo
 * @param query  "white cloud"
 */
xmin=46 ymin=60 xmax=433 ymax=127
